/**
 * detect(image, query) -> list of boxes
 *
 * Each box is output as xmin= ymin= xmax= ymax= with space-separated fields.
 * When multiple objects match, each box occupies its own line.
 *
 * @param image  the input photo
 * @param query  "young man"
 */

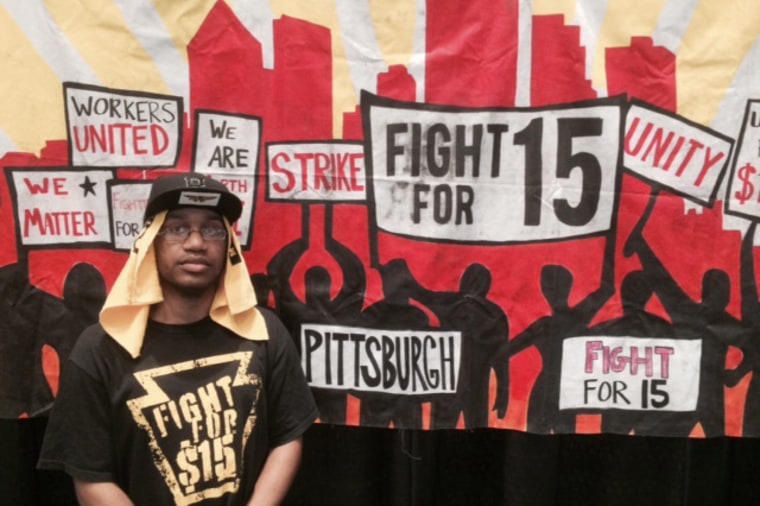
xmin=39 ymin=174 xmax=318 ymax=506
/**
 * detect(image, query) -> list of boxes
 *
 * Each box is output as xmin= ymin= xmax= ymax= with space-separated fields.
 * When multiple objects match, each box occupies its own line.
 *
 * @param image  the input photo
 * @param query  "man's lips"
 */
xmin=178 ymin=258 xmax=211 ymax=272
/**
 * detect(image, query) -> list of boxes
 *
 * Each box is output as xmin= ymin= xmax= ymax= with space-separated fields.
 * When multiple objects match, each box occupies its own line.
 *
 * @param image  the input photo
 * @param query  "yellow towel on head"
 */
xmin=209 ymin=216 xmax=269 ymax=344
xmin=100 ymin=210 xmax=268 ymax=358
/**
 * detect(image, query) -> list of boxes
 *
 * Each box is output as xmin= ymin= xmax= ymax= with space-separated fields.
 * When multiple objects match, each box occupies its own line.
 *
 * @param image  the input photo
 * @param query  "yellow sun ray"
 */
xmin=43 ymin=0 xmax=171 ymax=93
xmin=0 ymin=6 xmax=65 ymax=154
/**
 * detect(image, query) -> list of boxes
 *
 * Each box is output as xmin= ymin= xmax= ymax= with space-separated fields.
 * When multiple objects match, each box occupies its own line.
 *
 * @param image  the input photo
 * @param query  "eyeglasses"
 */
xmin=158 ymin=225 xmax=227 ymax=241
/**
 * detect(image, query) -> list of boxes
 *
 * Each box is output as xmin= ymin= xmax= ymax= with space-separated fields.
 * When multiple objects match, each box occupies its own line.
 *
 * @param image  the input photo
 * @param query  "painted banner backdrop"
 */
xmin=1 ymin=0 xmax=759 ymax=438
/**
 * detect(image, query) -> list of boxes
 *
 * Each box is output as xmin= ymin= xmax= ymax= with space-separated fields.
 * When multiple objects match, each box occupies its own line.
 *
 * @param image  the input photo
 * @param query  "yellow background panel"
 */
xmin=677 ymin=0 xmax=760 ymax=124
xmin=0 ymin=6 xmax=65 ymax=154
xmin=43 ymin=0 xmax=170 ymax=94
xmin=368 ymin=0 xmax=417 ymax=67
xmin=153 ymin=0 xmax=217 ymax=61
xmin=594 ymin=0 xmax=666 ymax=92
xmin=532 ymin=0 xmax=576 ymax=22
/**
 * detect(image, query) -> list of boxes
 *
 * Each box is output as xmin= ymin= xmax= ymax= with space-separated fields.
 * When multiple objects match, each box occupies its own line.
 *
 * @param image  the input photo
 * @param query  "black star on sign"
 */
xmin=79 ymin=175 xmax=97 ymax=197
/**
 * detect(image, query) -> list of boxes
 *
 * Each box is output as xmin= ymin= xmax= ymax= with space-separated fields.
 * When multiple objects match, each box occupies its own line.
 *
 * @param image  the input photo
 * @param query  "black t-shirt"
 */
xmin=38 ymin=308 xmax=318 ymax=506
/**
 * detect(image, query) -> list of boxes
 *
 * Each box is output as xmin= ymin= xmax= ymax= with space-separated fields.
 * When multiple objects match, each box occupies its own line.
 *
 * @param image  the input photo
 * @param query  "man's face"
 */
xmin=154 ymin=207 xmax=228 ymax=299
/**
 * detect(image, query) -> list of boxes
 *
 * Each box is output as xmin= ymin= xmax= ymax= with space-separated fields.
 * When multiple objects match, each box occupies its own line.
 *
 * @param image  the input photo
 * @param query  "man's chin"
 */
xmin=184 ymin=285 xmax=216 ymax=297
xmin=171 ymin=281 xmax=218 ymax=299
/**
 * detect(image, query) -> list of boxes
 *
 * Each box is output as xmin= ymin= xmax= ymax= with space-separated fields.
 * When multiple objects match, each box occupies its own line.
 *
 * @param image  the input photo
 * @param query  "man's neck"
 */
xmin=150 ymin=292 xmax=214 ymax=324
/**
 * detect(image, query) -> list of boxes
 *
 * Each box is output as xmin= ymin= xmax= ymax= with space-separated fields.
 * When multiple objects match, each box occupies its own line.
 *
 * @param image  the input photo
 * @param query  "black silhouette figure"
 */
xmin=61 ymin=262 xmax=107 ymax=353
xmin=0 ymin=262 xmax=105 ymax=417
xmin=507 ymin=234 xmax=615 ymax=433
xmin=737 ymin=221 xmax=760 ymax=436
xmin=586 ymin=269 xmax=675 ymax=435
xmin=250 ymin=272 xmax=273 ymax=309
xmin=410 ymin=263 xmax=510 ymax=429
xmin=356 ymin=259 xmax=429 ymax=429
xmin=266 ymin=207 xmax=366 ymax=423
xmin=623 ymin=190 xmax=748 ymax=436
xmin=268 ymin=237 xmax=366 ymax=341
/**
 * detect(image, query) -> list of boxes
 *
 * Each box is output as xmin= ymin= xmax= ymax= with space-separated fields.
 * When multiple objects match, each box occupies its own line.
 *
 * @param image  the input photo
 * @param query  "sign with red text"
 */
xmin=559 ymin=336 xmax=701 ymax=411
xmin=6 ymin=168 xmax=114 ymax=247
xmin=107 ymin=180 xmax=152 ymax=251
xmin=266 ymin=141 xmax=366 ymax=202
xmin=301 ymin=324 xmax=461 ymax=395
xmin=725 ymin=100 xmax=760 ymax=220
xmin=363 ymin=93 xmax=624 ymax=243
xmin=65 ymin=83 xmax=182 ymax=168
xmin=623 ymin=101 xmax=733 ymax=206
xmin=205 ymin=174 xmax=255 ymax=248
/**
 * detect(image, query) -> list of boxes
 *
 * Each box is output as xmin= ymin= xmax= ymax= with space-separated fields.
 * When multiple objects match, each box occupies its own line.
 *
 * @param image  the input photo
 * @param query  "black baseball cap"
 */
xmin=143 ymin=173 xmax=243 ymax=223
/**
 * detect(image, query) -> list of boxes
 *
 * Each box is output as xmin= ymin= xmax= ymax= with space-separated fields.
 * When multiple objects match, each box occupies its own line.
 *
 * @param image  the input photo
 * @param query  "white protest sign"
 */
xmin=193 ymin=111 xmax=261 ymax=249
xmin=363 ymin=93 xmax=623 ymax=243
xmin=559 ymin=336 xmax=701 ymax=411
xmin=623 ymin=101 xmax=732 ymax=206
xmin=725 ymin=100 xmax=760 ymax=220
xmin=193 ymin=111 xmax=260 ymax=176
xmin=301 ymin=323 xmax=461 ymax=395
xmin=9 ymin=169 xmax=114 ymax=246
xmin=108 ymin=181 xmax=152 ymax=251
xmin=65 ymin=83 xmax=182 ymax=168
xmin=267 ymin=141 xmax=366 ymax=202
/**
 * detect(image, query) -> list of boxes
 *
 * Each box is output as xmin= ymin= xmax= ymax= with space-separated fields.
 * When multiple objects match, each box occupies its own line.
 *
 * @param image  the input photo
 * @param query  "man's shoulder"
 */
xmin=255 ymin=304 xmax=277 ymax=320
xmin=74 ymin=322 xmax=109 ymax=348
xmin=69 ymin=322 xmax=130 ymax=364
xmin=256 ymin=305 xmax=288 ymax=334
xmin=254 ymin=306 xmax=298 ymax=355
